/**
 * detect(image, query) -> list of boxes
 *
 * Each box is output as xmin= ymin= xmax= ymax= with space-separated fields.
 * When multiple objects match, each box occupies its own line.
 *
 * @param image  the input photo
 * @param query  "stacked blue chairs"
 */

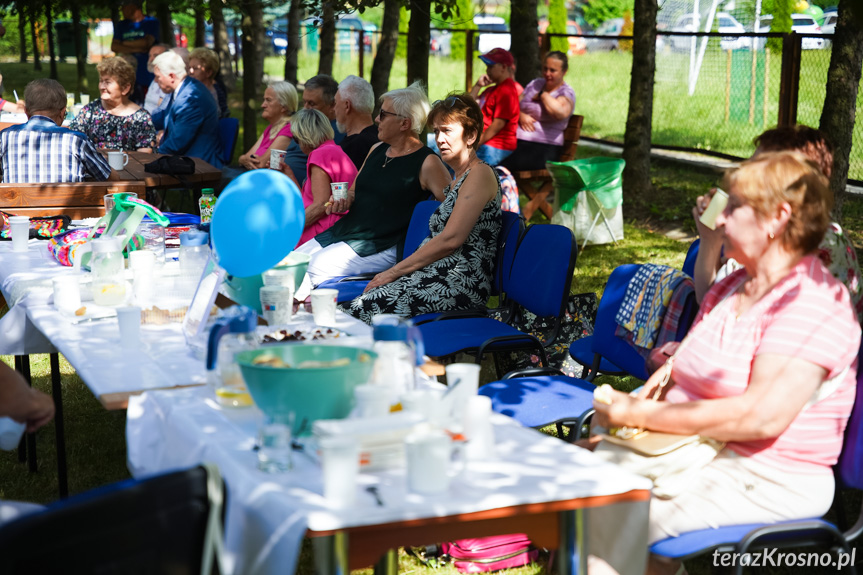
xmin=649 ymin=343 xmax=863 ymax=574
xmin=316 ymin=200 xmax=441 ymax=303
xmin=418 ymin=223 xmax=577 ymax=370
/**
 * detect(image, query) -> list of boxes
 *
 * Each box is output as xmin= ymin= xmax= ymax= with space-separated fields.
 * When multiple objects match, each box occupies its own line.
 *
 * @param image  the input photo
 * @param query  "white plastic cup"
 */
xmin=699 ymin=188 xmax=729 ymax=231
xmin=107 ymin=151 xmax=129 ymax=171
xmin=400 ymin=389 xmax=449 ymax=428
xmin=129 ymin=251 xmax=156 ymax=305
xmin=72 ymin=104 xmax=84 ymax=117
xmin=52 ymin=275 xmax=82 ymax=314
xmin=353 ymin=384 xmax=392 ymax=418
xmin=405 ymin=430 xmax=452 ymax=494
xmin=262 ymin=268 xmax=295 ymax=287
xmin=260 ymin=285 xmax=294 ymax=325
xmin=330 ymin=182 xmax=349 ymax=201
xmin=319 ymin=436 xmax=359 ymax=508
xmin=463 ymin=395 xmax=496 ymax=461
xmin=8 ymin=215 xmax=29 ymax=253
xmin=116 ymin=307 xmax=142 ymax=348
xmin=310 ymin=288 xmax=338 ymax=327
xmin=269 ymin=149 xmax=287 ymax=170
xmin=80 ymin=93 xmax=90 ymax=106
xmin=444 ymin=363 xmax=481 ymax=430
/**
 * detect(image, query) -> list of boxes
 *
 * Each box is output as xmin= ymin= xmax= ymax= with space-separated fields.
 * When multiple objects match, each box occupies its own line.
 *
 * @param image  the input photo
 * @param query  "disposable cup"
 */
xmin=319 ymin=436 xmax=359 ymax=508
xmin=116 ymin=306 xmax=142 ymax=348
xmin=269 ymin=149 xmax=287 ymax=170
xmin=52 ymin=275 xmax=82 ymax=314
xmin=444 ymin=363 xmax=481 ymax=429
xmin=262 ymin=268 xmax=295 ymax=287
xmin=330 ymin=182 xmax=349 ymax=201
xmin=129 ymin=251 xmax=157 ymax=305
xmin=310 ymin=288 xmax=338 ymax=327
xmin=699 ymin=189 xmax=729 ymax=231
xmin=405 ymin=430 xmax=452 ymax=494
xmin=8 ymin=216 xmax=29 ymax=253
xmin=400 ymin=389 xmax=449 ymax=428
xmin=260 ymin=285 xmax=294 ymax=325
xmin=463 ymin=395 xmax=496 ymax=461
xmin=353 ymin=384 xmax=392 ymax=418
xmin=80 ymin=93 xmax=90 ymax=106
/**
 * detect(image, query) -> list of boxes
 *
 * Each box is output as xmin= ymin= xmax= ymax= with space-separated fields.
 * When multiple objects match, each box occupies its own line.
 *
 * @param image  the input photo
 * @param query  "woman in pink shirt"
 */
xmin=593 ymin=152 xmax=860 ymax=575
xmin=238 ymin=81 xmax=297 ymax=170
xmin=290 ymin=108 xmax=358 ymax=247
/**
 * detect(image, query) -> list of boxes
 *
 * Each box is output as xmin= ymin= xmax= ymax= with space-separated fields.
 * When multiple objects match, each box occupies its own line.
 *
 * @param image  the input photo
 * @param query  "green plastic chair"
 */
xmin=546 ymin=157 xmax=625 ymax=251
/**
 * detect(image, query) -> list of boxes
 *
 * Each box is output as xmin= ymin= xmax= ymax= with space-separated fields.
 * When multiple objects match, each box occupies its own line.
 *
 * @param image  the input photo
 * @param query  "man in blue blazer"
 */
xmin=150 ymin=50 xmax=223 ymax=168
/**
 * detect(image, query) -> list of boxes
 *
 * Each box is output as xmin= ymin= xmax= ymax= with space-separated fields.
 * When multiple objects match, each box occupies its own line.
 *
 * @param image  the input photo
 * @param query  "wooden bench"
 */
xmin=0 ymin=181 xmax=147 ymax=219
xmin=513 ymin=115 xmax=584 ymax=221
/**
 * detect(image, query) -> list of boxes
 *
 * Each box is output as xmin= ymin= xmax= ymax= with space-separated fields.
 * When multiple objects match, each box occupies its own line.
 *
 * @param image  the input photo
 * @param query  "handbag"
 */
xmin=440 ymin=535 xmax=539 ymax=573
xmin=144 ymin=155 xmax=196 ymax=176
xmin=0 ymin=211 xmax=70 ymax=241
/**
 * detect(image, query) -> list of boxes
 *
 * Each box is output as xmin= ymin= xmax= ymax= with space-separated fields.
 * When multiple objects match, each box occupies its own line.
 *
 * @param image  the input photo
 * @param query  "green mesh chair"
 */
xmin=546 ymin=157 xmax=625 ymax=252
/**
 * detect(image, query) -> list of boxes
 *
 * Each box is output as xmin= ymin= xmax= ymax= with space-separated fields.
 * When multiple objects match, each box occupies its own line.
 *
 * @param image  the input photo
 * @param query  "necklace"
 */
xmin=382 ymin=142 xmax=420 ymax=168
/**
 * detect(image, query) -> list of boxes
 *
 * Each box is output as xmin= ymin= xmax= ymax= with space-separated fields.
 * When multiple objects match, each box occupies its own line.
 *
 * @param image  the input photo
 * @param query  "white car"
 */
xmin=821 ymin=11 xmax=837 ymax=47
xmin=473 ymin=15 xmax=510 ymax=53
xmin=671 ymin=12 xmax=750 ymax=52
xmin=756 ymin=14 xmax=825 ymax=50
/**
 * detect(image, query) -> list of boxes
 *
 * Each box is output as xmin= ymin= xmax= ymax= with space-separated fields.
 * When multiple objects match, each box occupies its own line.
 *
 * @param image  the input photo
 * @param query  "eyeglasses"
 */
xmin=432 ymin=96 xmax=463 ymax=109
xmin=378 ymin=108 xmax=403 ymax=120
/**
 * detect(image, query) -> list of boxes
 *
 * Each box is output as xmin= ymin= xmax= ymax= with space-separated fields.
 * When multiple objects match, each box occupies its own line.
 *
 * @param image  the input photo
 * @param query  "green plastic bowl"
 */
xmin=222 ymin=252 xmax=312 ymax=314
xmin=236 ymin=344 xmax=376 ymax=435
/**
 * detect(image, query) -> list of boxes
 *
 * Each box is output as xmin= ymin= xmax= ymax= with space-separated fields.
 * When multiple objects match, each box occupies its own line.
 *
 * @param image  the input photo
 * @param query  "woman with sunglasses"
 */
xmin=343 ymin=93 xmax=501 ymax=324
xmin=293 ymin=82 xmax=451 ymax=301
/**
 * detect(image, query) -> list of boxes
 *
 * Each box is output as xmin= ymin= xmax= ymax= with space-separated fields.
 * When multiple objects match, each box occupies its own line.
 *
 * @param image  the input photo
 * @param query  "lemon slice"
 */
xmin=215 ymin=387 xmax=254 ymax=408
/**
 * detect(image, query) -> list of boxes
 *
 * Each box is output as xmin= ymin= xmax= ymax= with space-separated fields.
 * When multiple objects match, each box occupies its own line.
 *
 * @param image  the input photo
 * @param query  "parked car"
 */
xmin=820 ymin=10 xmax=837 ymax=47
xmin=755 ymin=14 xmax=825 ymax=50
xmin=473 ymin=15 xmax=510 ymax=53
xmin=430 ymin=29 xmax=452 ymax=57
xmin=538 ymin=18 xmax=587 ymax=55
xmin=671 ymin=12 xmax=749 ymax=51
xmin=586 ymin=17 xmax=623 ymax=51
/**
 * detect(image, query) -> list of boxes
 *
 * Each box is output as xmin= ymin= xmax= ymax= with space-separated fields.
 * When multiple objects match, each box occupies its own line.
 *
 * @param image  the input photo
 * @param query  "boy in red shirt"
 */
xmin=469 ymin=48 xmax=520 ymax=166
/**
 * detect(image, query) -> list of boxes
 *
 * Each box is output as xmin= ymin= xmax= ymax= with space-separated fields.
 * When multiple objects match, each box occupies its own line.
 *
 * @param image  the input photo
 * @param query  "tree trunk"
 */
xmin=510 ymin=0 xmax=540 ymax=88
xmin=370 ymin=0 xmax=399 ymax=105
xmin=284 ymin=0 xmax=301 ymax=84
xmin=71 ymin=4 xmax=88 ymax=97
xmin=17 ymin=0 xmax=27 ymax=63
xmin=45 ymin=0 xmax=57 ymax=79
xmin=194 ymin=1 xmax=206 ymax=48
xmin=819 ymin=0 xmax=863 ymax=222
xmin=157 ymin=1 xmax=174 ymax=46
xmin=622 ymin=0 xmax=658 ymax=200
xmin=240 ymin=0 xmax=265 ymax=150
xmin=318 ymin=3 xmax=335 ymax=76
xmin=406 ymin=0 xmax=430 ymax=88
xmin=30 ymin=2 xmax=41 ymax=71
xmin=211 ymin=0 xmax=235 ymax=90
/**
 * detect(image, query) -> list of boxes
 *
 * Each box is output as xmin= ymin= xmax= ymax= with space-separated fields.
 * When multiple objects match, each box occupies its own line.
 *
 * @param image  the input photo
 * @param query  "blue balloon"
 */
xmin=211 ymin=170 xmax=305 ymax=278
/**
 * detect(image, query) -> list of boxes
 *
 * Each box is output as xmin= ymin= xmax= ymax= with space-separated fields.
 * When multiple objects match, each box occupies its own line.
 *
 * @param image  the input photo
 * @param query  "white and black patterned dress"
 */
xmin=344 ymin=165 xmax=502 ymax=324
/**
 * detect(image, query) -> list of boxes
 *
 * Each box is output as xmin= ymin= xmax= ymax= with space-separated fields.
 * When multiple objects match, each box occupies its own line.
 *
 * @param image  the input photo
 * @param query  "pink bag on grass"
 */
xmin=440 ymin=534 xmax=538 ymax=573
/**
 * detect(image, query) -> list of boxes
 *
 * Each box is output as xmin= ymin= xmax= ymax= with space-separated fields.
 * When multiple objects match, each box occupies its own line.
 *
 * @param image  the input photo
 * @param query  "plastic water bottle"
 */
xmin=0 ymin=417 xmax=26 ymax=451
xmin=199 ymin=188 xmax=216 ymax=224
xmin=179 ymin=230 xmax=210 ymax=276
xmin=369 ymin=315 xmax=424 ymax=400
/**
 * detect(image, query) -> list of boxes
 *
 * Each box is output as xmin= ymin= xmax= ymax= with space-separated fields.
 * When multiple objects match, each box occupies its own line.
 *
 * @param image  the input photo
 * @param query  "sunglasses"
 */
xmin=378 ymin=108 xmax=403 ymax=120
xmin=433 ymin=96 xmax=464 ymax=109
xmin=293 ymin=297 xmax=312 ymax=314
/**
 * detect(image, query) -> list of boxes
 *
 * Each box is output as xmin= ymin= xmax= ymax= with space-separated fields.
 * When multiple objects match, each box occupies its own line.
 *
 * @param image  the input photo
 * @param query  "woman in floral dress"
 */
xmin=69 ymin=57 xmax=156 ymax=152
xmin=345 ymin=93 xmax=501 ymax=324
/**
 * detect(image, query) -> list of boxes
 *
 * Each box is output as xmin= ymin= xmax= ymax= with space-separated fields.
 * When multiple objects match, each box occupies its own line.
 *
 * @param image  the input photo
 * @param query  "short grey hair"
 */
xmin=290 ymin=108 xmax=335 ymax=149
xmin=381 ymin=81 xmax=430 ymax=136
xmin=153 ymin=50 xmax=187 ymax=79
xmin=268 ymin=81 xmax=298 ymax=115
xmin=304 ymin=74 xmax=338 ymax=107
xmin=337 ymin=75 xmax=374 ymax=115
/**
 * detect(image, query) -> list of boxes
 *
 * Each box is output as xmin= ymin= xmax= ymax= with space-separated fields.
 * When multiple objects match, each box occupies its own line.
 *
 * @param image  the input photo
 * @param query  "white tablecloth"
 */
xmin=127 ymin=386 xmax=651 ymax=575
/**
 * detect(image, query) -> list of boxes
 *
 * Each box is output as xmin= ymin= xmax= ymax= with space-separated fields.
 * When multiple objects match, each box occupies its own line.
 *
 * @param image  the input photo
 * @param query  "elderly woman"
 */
xmin=501 ymin=51 xmax=576 ymax=172
xmin=237 ymin=81 xmax=297 ymax=172
xmin=69 ymin=57 xmax=156 ymax=152
xmin=345 ymin=93 xmax=501 ymax=324
xmin=294 ymin=81 xmax=451 ymax=299
xmin=188 ymin=47 xmax=229 ymax=119
xmin=592 ymin=151 xmax=860 ymax=575
xmin=290 ymin=108 xmax=358 ymax=246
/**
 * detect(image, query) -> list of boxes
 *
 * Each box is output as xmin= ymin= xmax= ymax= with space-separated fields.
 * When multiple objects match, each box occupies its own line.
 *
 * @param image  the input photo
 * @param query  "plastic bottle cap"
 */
xmin=91 ymin=236 xmax=121 ymax=253
xmin=373 ymin=322 xmax=409 ymax=342
xmin=179 ymin=230 xmax=210 ymax=246
xmin=202 ymin=188 xmax=215 ymax=195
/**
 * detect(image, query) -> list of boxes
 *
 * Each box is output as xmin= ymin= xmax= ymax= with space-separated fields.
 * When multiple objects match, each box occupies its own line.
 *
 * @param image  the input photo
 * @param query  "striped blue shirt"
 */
xmin=0 ymin=116 xmax=113 ymax=183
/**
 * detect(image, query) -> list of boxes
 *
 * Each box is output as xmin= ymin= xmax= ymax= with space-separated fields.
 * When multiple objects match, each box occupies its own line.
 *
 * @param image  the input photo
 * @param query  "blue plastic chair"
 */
xmin=418 ymin=223 xmax=577 ymax=369
xmin=317 ymin=200 xmax=441 ymax=302
xmin=682 ymin=238 xmax=700 ymax=278
xmin=649 ymin=343 xmax=863 ymax=574
xmin=218 ymin=117 xmax=240 ymax=166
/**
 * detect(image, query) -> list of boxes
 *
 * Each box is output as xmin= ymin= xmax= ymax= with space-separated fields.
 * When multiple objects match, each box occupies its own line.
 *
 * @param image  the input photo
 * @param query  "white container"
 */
xmin=178 ymin=230 xmax=210 ymax=279
xmin=319 ymin=435 xmax=359 ymax=508
xmin=90 ymin=237 xmax=126 ymax=306
xmin=269 ymin=149 xmax=287 ymax=170
xmin=405 ymin=430 xmax=452 ymax=494
xmin=400 ymin=389 xmax=449 ymax=428
xmin=260 ymin=284 xmax=293 ymax=325
xmin=444 ymin=363 xmax=481 ymax=430
xmin=330 ymin=182 xmax=349 ymax=201
xmin=116 ymin=306 xmax=142 ymax=348
xmin=80 ymin=93 xmax=90 ymax=106
xmin=463 ymin=395 xmax=496 ymax=461
xmin=52 ymin=275 xmax=82 ymax=314
xmin=8 ymin=215 xmax=29 ymax=253
xmin=352 ymin=384 xmax=392 ymax=418
xmin=699 ymin=188 xmax=729 ymax=231
xmin=0 ymin=417 xmax=26 ymax=451
xmin=310 ymin=288 xmax=338 ymax=327
xmin=107 ymin=151 xmax=129 ymax=171
xmin=129 ymin=250 xmax=156 ymax=305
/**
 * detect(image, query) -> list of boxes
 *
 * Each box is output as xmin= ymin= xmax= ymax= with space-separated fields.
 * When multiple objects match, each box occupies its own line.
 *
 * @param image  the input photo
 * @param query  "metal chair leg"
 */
xmin=16 ymin=355 xmax=37 ymax=473
xmin=50 ymin=353 xmax=68 ymax=498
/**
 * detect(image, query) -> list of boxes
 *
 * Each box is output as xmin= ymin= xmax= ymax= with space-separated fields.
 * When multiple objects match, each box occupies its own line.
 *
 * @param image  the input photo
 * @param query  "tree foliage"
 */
xmin=583 ymin=0 xmax=634 ymax=29
xmin=548 ymin=0 xmax=569 ymax=53
xmin=447 ymin=0 xmax=475 ymax=61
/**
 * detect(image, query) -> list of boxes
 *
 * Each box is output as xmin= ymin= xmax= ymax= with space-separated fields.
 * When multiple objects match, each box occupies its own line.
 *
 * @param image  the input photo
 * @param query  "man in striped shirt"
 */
xmin=0 ymin=79 xmax=113 ymax=183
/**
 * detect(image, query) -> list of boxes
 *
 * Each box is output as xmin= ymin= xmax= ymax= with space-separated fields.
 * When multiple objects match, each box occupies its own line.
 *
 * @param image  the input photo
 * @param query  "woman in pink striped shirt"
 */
xmin=593 ymin=151 xmax=860 ymax=575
